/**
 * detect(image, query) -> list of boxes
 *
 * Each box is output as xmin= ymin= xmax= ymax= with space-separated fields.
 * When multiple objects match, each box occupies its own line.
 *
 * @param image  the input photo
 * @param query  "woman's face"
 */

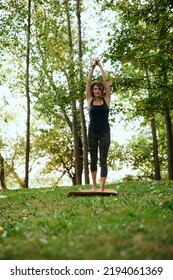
xmin=93 ymin=85 xmax=102 ymax=98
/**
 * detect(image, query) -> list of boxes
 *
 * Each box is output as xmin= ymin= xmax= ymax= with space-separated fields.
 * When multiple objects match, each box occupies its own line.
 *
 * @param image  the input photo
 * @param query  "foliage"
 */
xmin=103 ymin=0 xmax=173 ymax=111
xmin=1 ymin=0 xmax=173 ymax=186
xmin=31 ymin=122 xmax=76 ymax=184
xmin=123 ymin=118 xmax=169 ymax=180
xmin=108 ymin=141 xmax=124 ymax=171
xmin=0 ymin=181 xmax=173 ymax=259
xmin=0 ymin=0 xmax=89 ymax=186
xmin=101 ymin=0 xmax=173 ymax=179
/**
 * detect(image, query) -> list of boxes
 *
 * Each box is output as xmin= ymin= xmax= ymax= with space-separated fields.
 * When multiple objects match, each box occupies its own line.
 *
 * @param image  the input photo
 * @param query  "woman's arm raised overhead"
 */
xmin=86 ymin=60 xmax=97 ymax=107
xmin=95 ymin=58 xmax=111 ymax=108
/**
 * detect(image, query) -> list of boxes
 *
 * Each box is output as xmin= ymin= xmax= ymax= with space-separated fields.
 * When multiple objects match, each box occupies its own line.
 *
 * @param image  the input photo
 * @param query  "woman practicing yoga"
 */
xmin=86 ymin=58 xmax=111 ymax=191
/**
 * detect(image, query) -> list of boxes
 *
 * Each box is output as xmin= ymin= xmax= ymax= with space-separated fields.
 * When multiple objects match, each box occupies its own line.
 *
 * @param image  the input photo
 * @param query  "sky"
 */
xmin=82 ymin=0 xmax=116 ymax=60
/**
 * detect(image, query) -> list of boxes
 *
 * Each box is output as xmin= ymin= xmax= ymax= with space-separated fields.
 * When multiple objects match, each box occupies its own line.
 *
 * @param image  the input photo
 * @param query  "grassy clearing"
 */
xmin=0 ymin=181 xmax=173 ymax=260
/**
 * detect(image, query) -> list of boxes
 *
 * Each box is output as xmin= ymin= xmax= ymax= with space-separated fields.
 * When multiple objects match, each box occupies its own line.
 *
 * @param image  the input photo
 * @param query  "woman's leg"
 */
xmin=99 ymin=132 xmax=110 ymax=191
xmin=100 ymin=177 xmax=107 ymax=191
xmin=88 ymin=133 xmax=98 ymax=190
xmin=91 ymin=171 xmax=97 ymax=191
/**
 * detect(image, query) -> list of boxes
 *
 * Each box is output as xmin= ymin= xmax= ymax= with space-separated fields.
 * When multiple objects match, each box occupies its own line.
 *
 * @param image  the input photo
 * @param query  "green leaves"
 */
xmin=106 ymin=0 xmax=173 ymax=110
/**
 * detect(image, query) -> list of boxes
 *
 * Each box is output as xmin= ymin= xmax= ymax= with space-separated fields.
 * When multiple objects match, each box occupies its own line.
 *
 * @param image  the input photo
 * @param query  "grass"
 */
xmin=0 ymin=181 xmax=173 ymax=260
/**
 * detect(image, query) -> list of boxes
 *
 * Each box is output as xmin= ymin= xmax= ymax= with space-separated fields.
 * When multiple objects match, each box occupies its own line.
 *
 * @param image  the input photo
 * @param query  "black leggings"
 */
xmin=88 ymin=131 xmax=110 ymax=177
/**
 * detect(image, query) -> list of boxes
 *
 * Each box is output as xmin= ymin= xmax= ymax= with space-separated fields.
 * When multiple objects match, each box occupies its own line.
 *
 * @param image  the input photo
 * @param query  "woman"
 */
xmin=86 ymin=58 xmax=111 ymax=191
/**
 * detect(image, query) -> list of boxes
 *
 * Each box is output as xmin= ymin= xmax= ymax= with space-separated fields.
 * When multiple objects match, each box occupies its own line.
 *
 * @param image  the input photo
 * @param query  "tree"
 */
xmin=125 ymin=133 xmax=157 ymax=180
xmin=64 ymin=0 xmax=83 ymax=185
xmin=32 ymin=123 xmax=76 ymax=185
xmin=145 ymin=67 xmax=161 ymax=180
xmin=0 ymin=0 xmax=32 ymax=187
xmin=0 ymin=133 xmax=26 ymax=189
xmin=29 ymin=0 xmax=86 ymax=185
xmin=0 ymin=153 xmax=7 ymax=189
xmin=76 ymin=0 xmax=89 ymax=184
xmin=102 ymin=0 xmax=173 ymax=180
xmin=25 ymin=0 xmax=31 ymax=188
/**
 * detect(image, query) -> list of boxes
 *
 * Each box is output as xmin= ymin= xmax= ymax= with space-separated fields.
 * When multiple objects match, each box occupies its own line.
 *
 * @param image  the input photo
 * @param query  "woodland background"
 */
xmin=1 ymin=0 xmax=173 ymax=189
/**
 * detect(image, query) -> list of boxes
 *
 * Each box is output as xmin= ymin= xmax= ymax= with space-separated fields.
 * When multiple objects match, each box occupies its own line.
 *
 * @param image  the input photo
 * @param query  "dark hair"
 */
xmin=90 ymin=81 xmax=105 ymax=98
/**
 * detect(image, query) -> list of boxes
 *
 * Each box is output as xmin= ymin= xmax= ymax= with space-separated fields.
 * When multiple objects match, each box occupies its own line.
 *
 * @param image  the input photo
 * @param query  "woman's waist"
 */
xmin=88 ymin=122 xmax=110 ymax=133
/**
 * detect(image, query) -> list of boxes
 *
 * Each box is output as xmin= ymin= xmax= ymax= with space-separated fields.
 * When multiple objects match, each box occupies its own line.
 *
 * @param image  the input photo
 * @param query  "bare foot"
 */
xmin=92 ymin=186 xmax=97 ymax=192
xmin=100 ymin=177 xmax=106 ymax=192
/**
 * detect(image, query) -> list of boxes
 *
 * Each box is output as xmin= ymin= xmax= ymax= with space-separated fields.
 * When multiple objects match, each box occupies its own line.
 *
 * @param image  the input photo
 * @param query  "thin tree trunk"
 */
xmin=165 ymin=108 xmax=173 ymax=179
xmin=145 ymin=67 xmax=161 ymax=180
xmin=151 ymin=118 xmax=161 ymax=180
xmin=79 ymin=99 xmax=89 ymax=184
xmin=76 ymin=0 xmax=89 ymax=184
xmin=162 ymin=70 xmax=173 ymax=179
xmin=0 ymin=153 xmax=7 ymax=189
xmin=72 ymin=101 xmax=82 ymax=185
xmin=65 ymin=0 xmax=82 ymax=185
xmin=25 ymin=0 xmax=31 ymax=188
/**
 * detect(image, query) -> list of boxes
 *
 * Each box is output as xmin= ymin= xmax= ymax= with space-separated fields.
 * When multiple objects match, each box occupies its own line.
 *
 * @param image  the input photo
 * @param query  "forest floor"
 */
xmin=0 ymin=181 xmax=173 ymax=260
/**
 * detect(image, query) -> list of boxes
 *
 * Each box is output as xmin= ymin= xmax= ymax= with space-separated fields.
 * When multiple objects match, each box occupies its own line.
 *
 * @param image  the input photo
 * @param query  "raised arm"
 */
xmin=86 ymin=60 xmax=97 ymax=107
xmin=96 ymin=59 xmax=111 ymax=108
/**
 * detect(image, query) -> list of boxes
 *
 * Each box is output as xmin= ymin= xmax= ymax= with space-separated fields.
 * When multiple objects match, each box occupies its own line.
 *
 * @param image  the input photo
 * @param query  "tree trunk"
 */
xmin=72 ymin=101 xmax=82 ymax=185
xmin=76 ymin=0 xmax=89 ymax=184
xmin=25 ymin=0 xmax=31 ymax=188
xmin=162 ymin=70 xmax=173 ymax=179
xmin=145 ymin=67 xmax=161 ymax=180
xmin=0 ymin=153 xmax=7 ymax=189
xmin=6 ymin=161 xmax=25 ymax=188
xmin=79 ymin=99 xmax=89 ymax=184
xmin=65 ymin=0 xmax=82 ymax=185
xmin=165 ymin=109 xmax=173 ymax=179
xmin=151 ymin=118 xmax=161 ymax=180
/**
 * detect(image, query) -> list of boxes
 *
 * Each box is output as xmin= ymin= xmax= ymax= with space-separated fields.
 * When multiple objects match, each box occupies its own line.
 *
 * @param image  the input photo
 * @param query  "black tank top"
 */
xmin=88 ymin=99 xmax=110 ymax=134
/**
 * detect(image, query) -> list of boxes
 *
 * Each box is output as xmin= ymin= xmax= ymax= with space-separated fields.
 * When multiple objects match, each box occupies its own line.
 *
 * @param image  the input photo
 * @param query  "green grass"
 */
xmin=0 ymin=181 xmax=173 ymax=260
